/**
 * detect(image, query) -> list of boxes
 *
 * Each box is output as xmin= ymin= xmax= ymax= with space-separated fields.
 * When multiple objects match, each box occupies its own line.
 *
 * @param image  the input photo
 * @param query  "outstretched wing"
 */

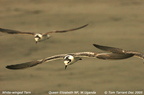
xmin=93 ymin=44 xmax=127 ymax=54
xmin=43 ymin=24 xmax=88 ymax=35
xmin=6 ymin=60 xmax=44 ymax=70
xmin=93 ymin=44 xmax=144 ymax=59
xmin=6 ymin=54 xmax=66 ymax=70
xmin=5 ymin=52 xmax=96 ymax=70
xmin=71 ymin=52 xmax=134 ymax=59
xmin=69 ymin=52 xmax=97 ymax=58
xmin=125 ymin=51 xmax=144 ymax=59
xmin=0 ymin=28 xmax=35 ymax=35
xmin=96 ymin=53 xmax=134 ymax=60
xmin=5 ymin=52 xmax=95 ymax=70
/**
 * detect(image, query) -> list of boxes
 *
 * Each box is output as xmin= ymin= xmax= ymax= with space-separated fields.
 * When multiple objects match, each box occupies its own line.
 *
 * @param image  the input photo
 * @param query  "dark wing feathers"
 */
xmin=93 ymin=44 xmax=125 ymax=54
xmin=93 ymin=44 xmax=144 ymax=59
xmin=0 ymin=28 xmax=35 ymax=35
xmin=6 ymin=60 xmax=44 ymax=70
xmin=126 ymin=51 xmax=144 ymax=59
xmin=0 ymin=24 xmax=88 ymax=35
xmin=44 ymin=24 xmax=88 ymax=35
xmin=96 ymin=53 xmax=134 ymax=60
xmin=6 ymin=55 xmax=65 ymax=70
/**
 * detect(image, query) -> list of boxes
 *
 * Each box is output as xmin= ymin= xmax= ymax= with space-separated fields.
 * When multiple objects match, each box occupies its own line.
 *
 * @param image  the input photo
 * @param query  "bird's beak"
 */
xmin=65 ymin=65 xmax=68 ymax=69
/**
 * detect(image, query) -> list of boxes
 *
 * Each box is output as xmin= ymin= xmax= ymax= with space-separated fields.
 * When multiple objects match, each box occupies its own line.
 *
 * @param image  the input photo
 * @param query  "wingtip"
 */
xmin=80 ymin=24 xmax=89 ymax=28
xmin=93 ymin=44 xmax=99 ymax=47
xmin=6 ymin=65 xmax=20 ymax=70
xmin=93 ymin=44 xmax=95 ymax=46
xmin=5 ymin=60 xmax=44 ymax=70
xmin=6 ymin=65 xmax=10 ymax=69
xmin=85 ymin=24 xmax=89 ymax=26
xmin=83 ymin=24 xmax=89 ymax=27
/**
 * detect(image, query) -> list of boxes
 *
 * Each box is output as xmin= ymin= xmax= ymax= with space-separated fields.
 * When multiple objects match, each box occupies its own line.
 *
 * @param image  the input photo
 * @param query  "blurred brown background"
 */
xmin=0 ymin=0 xmax=144 ymax=95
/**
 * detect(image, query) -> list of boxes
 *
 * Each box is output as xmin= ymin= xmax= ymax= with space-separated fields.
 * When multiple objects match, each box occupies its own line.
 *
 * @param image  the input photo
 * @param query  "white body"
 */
xmin=34 ymin=34 xmax=51 ymax=43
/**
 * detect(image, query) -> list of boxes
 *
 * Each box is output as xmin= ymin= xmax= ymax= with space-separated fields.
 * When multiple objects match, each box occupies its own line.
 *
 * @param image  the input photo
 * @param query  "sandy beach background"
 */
xmin=0 ymin=0 xmax=144 ymax=95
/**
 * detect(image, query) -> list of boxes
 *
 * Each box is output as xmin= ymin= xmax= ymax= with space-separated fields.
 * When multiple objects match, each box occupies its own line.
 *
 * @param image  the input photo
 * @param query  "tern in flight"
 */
xmin=0 ymin=24 xmax=88 ymax=43
xmin=6 ymin=44 xmax=144 ymax=70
